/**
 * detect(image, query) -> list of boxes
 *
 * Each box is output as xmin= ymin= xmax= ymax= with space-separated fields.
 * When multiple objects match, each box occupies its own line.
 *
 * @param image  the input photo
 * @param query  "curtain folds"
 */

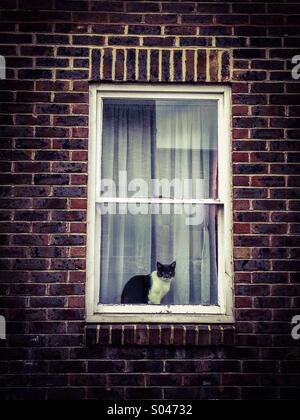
xmin=99 ymin=99 xmax=218 ymax=305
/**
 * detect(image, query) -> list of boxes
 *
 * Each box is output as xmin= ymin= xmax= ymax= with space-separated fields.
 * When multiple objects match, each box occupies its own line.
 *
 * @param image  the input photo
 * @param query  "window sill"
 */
xmin=85 ymin=324 xmax=236 ymax=347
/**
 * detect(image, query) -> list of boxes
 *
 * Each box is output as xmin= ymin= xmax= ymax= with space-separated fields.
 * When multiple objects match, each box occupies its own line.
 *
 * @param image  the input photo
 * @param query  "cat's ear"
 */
xmin=170 ymin=261 xmax=176 ymax=269
xmin=157 ymin=262 xmax=163 ymax=270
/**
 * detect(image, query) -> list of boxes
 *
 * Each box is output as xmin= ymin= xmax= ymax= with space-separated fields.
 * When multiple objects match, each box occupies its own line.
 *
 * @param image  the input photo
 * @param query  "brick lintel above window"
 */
xmin=90 ymin=47 xmax=232 ymax=83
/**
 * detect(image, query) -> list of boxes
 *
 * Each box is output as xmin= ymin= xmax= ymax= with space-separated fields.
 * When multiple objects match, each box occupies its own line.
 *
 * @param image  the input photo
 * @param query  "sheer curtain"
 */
xmin=99 ymin=99 xmax=218 ymax=305
xmin=100 ymin=101 xmax=154 ymax=303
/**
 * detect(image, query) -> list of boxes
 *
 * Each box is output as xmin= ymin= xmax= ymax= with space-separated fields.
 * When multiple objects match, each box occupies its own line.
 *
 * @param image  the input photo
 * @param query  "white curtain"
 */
xmin=99 ymin=99 xmax=218 ymax=305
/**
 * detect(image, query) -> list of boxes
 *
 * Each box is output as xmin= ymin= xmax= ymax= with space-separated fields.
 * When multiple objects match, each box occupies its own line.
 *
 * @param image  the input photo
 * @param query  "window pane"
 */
xmin=101 ymin=99 xmax=218 ymax=199
xmin=99 ymin=204 xmax=218 ymax=305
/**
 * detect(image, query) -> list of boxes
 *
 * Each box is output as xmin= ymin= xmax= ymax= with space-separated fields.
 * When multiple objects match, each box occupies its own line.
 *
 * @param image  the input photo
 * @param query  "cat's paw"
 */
xmin=148 ymin=299 xmax=160 ymax=305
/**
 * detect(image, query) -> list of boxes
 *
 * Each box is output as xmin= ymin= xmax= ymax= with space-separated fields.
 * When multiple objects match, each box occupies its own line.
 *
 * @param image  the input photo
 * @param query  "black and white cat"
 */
xmin=121 ymin=261 xmax=176 ymax=304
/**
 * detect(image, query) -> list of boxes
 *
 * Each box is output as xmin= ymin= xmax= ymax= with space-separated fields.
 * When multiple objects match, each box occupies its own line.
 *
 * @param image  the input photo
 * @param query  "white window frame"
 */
xmin=86 ymin=84 xmax=233 ymax=324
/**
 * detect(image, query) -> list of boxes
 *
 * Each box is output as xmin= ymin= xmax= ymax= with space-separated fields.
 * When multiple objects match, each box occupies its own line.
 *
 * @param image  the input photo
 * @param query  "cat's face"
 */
xmin=157 ymin=261 xmax=176 ymax=280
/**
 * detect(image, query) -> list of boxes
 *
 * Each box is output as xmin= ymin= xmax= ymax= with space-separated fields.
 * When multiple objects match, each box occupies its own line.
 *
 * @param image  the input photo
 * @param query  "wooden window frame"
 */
xmin=86 ymin=83 xmax=233 ymax=324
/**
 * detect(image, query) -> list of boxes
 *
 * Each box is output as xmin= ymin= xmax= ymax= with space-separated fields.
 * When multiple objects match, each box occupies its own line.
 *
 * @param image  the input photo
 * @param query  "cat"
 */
xmin=121 ymin=261 xmax=176 ymax=304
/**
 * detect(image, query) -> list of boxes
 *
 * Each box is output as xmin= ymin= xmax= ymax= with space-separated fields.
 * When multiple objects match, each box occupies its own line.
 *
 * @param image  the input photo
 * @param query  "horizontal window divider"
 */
xmin=95 ymin=197 xmax=223 ymax=205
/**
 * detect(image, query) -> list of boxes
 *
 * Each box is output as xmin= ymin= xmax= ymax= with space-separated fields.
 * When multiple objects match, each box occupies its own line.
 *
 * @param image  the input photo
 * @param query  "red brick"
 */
xmin=0 ymin=0 xmax=299 ymax=401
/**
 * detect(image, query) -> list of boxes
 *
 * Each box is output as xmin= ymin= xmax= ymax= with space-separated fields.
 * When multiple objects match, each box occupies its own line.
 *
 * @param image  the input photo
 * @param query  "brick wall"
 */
xmin=0 ymin=0 xmax=300 ymax=400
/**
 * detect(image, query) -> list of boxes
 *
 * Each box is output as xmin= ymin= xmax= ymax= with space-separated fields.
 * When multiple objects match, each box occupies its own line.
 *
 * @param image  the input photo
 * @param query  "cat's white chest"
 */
xmin=148 ymin=271 xmax=172 ymax=305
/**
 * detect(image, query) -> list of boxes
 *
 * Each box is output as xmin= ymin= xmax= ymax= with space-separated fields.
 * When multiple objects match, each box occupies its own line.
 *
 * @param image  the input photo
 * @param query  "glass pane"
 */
xmin=99 ymin=204 xmax=218 ymax=305
xmin=101 ymin=99 xmax=218 ymax=200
